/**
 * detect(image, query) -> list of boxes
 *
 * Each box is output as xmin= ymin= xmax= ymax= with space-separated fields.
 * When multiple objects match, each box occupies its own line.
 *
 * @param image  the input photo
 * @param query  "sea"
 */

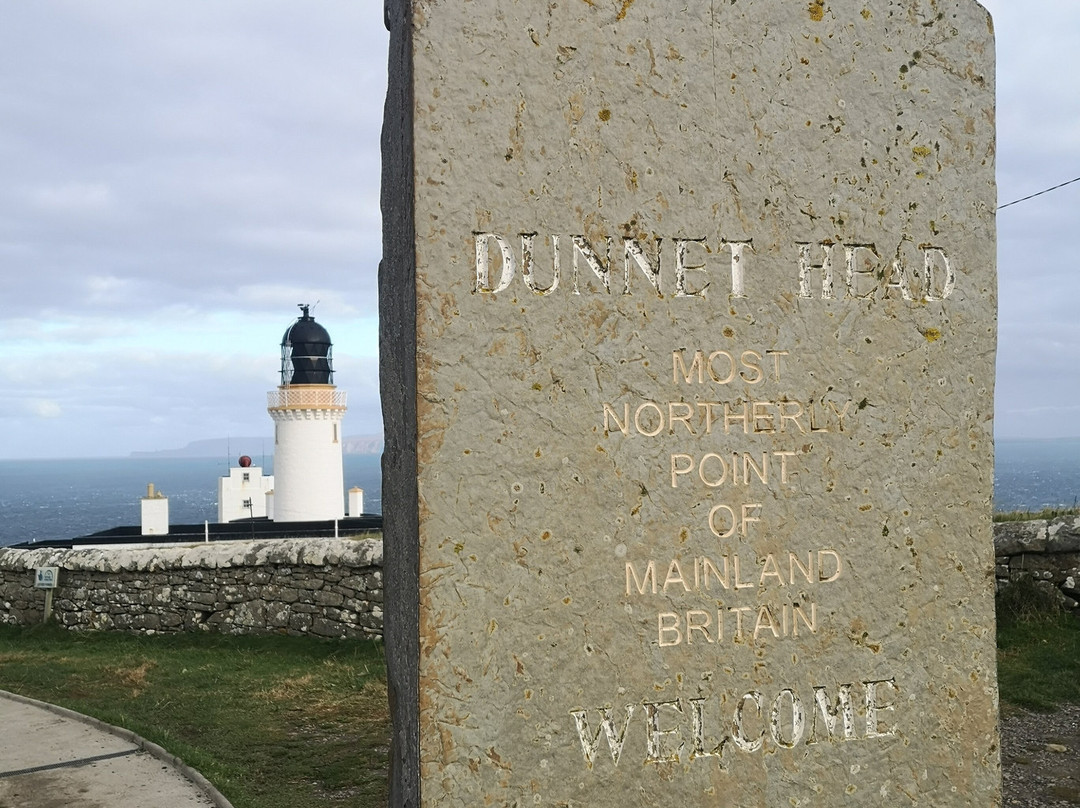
xmin=0 ymin=454 xmax=381 ymax=547
xmin=1 ymin=439 xmax=1078 ymax=547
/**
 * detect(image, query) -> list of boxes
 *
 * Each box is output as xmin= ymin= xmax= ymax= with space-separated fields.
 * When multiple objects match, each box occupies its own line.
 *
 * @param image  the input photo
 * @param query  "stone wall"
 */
xmin=1 ymin=523 xmax=1071 ymax=638
xmin=995 ymin=518 xmax=1080 ymax=611
xmin=0 ymin=537 xmax=383 ymax=639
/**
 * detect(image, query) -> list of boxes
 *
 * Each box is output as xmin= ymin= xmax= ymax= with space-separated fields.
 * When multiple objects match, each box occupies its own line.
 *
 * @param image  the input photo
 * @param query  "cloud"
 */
xmin=227 ymin=226 xmax=366 ymax=258
xmin=27 ymin=400 xmax=62 ymax=418
xmin=0 ymin=1 xmax=383 ymax=325
xmin=2 ymin=1 xmax=1080 ymax=455
xmin=0 ymin=300 xmax=379 ymax=458
xmin=29 ymin=183 xmax=115 ymax=216
xmin=0 ymin=0 xmax=387 ymax=457
xmin=83 ymin=275 xmax=139 ymax=306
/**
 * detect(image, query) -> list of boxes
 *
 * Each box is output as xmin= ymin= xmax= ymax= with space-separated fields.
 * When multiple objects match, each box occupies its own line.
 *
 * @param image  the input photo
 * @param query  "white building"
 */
xmin=140 ymin=482 xmax=169 ymax=535
xmin=217 ymin=458 xmax=274 ymax=522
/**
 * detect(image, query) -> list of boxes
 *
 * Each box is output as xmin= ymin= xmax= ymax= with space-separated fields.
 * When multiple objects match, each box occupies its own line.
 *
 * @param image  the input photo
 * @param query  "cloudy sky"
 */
xmin=0 ymin=1 xmax=1075 ymax=458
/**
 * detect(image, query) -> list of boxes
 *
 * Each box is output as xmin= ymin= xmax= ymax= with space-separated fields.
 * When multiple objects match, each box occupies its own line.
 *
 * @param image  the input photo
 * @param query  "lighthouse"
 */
xmin=266 ymin=305 xmax=347 ymax=522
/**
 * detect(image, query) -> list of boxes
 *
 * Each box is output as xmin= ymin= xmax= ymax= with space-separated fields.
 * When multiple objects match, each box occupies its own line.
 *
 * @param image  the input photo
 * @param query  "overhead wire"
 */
xmin=998 ymin=175 xmax=1080 ymax=210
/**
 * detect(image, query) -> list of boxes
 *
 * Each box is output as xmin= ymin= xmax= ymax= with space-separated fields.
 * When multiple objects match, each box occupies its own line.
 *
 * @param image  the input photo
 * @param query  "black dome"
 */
xmin=280 ymin=305 xmax=334 ymax=385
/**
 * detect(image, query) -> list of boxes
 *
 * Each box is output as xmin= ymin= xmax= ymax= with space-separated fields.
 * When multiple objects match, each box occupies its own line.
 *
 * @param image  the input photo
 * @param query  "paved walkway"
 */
xmin=0 ymin=690 xmax=231 ymax=808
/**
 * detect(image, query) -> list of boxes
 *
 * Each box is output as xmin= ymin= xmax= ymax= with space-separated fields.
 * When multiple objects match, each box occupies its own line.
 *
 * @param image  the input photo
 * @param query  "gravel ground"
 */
xmin=1001 ymin=704 xmax=1080 ymax=807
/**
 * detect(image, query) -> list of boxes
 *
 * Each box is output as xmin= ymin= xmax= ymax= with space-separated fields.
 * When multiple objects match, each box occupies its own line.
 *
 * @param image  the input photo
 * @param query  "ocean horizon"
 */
xmin=1 ymin=438 xmax=1079 ymax=547
xmin=0 ymin=454 xmax=381 ymax=547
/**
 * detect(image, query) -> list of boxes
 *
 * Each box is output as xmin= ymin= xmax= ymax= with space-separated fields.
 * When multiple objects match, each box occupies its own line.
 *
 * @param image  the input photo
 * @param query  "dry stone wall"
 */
xmin=0 ymin=537 xmax=383 ymax=639
xmin=995 ymin=518 xmax=1080 ymax=610
xmin=0 ymin=524 xmax=1072 ymax=639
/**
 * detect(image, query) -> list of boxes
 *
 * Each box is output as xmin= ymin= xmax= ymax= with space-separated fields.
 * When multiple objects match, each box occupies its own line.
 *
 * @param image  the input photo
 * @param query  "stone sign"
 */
xmin=380 ymin=0 xmax=1000 ymax=805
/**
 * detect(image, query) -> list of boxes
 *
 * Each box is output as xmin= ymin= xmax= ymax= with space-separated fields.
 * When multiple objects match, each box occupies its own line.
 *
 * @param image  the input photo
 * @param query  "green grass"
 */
xmin=0 ymin=626 xmax=389 ymax=808
xmin=993 ymin=507 xmax=1080 ymax=522
xmin=997 ymin=617 xmax=1080 ymax=710
xmin=996 ymin=579 xmax=1080 ymax=711
xmin=0 ymin=605 xmax=1076 ymax=805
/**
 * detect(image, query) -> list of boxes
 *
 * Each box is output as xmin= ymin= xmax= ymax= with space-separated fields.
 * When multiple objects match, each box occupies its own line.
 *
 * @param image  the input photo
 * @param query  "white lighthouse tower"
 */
xmin=266 ymin=305 xmax=347 ymax=522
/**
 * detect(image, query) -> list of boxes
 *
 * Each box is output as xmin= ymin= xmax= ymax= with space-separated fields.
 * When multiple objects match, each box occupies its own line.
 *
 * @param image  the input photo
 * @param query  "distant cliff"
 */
xmin=341 ymin=435 xmax=384 ymax=455
xmin=130 ymin=435 xmax=384 ymax=459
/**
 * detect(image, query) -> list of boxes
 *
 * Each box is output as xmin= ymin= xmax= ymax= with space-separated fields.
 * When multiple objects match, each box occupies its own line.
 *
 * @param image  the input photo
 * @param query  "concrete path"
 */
xmin=0 ymin=690 xmax=232 ymax=808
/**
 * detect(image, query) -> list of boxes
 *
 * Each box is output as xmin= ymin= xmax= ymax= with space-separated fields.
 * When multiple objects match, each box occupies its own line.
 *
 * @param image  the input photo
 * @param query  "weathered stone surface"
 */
xmin=383 ymin=0 xmax=999 ymax=804
xmin=288 ymin=613 xmax=312 ymax=632
xmin=996 ymin=520 xmax=1049 ymax=555
xmin=993 ymin=520 xmax=1080 ymax=609
xmin=1046 ymin=518 xmax=1080 ymax=553
xmin=0 ymin=537 xmax=380 ymax=574
xmin=314 ymin=590 xmax=345 ymax=607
